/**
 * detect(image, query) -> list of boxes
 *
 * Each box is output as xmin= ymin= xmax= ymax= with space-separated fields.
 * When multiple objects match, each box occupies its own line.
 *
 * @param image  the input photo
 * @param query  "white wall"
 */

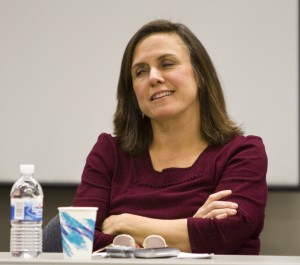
xmin=0 ymin=0 xmax=298 ymax=186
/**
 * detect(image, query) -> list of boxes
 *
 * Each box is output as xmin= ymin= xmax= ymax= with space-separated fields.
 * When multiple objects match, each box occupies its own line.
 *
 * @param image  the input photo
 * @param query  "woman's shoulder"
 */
xmin=208 ymin=134 xmax=266 ymax=156
xmin=89 ymin=133 xmax=119 ymax=154
xmin=204 ymin=134 xmax=268 ymax=175
xmin=227 ymin=134 xmax=266 ymax=151
xmin=205 ymin=135 xmax=267 ymax=162
xmin=97 ymin=132 xmax=116 ymax=143
xmin=221 ymin=134 xmax=267 ymax=162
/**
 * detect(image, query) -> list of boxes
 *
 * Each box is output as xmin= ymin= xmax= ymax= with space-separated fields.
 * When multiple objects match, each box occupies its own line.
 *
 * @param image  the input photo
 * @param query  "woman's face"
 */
xmin=131 ymin=33 xmax=200 ymax=122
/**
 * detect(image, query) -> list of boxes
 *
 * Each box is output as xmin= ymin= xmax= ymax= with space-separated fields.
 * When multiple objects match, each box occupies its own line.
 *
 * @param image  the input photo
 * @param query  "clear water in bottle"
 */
xmin=10 ymin=164 xmax=43 ymax=258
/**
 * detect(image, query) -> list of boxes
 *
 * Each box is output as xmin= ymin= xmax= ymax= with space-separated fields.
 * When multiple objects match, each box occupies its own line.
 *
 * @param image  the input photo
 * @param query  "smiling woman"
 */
xmin=132 ymin=33 xmax=200 ymax=127
xmin=73 ymin=20 xmax=268 ymax=255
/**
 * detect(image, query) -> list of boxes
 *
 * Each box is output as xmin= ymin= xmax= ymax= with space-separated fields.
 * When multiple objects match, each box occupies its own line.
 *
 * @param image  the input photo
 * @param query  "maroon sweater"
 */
xmin=73 ymin=133 xmax=268 ymax=254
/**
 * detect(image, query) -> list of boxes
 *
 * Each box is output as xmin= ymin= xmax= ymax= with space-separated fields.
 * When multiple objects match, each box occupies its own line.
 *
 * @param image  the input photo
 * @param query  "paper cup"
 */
xmin=58 ymin=207 xmax=98 ymax=259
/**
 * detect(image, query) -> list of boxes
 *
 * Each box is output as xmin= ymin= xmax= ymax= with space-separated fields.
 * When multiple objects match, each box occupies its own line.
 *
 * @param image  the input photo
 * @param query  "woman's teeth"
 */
xmin=151 ymin=91 xmax=174 ymax=101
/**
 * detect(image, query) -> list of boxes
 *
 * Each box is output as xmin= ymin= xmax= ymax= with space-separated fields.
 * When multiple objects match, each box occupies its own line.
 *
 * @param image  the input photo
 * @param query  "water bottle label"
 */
xmin=11 ymin=198 xmax=43 ymax=221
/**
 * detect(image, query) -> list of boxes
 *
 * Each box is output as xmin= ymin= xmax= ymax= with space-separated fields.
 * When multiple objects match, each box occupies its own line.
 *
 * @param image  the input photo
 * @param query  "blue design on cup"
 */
xmin=60 ymin=212 xmax=95 ymax=257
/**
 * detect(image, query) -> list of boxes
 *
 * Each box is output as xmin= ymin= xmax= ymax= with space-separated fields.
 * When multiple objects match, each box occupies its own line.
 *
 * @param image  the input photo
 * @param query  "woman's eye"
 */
xmin=162 ymin=61 xmax=175 ymax=68
xmin=136 ymin=68 xmax=146 ymax=77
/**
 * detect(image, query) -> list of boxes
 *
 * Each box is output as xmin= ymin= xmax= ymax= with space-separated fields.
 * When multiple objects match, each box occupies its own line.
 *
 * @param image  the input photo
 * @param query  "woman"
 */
xmin=73 ymin=19 xmax=268 ymax=254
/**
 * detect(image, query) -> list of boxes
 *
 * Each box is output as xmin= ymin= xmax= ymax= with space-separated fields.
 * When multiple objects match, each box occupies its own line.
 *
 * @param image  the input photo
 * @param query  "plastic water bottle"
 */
xmin=10 ymin=164 xmax=43 ymax=258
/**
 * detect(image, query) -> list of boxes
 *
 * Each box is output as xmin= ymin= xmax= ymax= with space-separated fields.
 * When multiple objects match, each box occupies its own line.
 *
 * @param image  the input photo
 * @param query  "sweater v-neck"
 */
xmin=133 ymin=146 xmax=212 ymax=188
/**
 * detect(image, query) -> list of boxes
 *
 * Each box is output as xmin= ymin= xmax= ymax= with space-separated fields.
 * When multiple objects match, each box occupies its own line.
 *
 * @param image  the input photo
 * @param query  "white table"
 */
xmin=0 ymin=253 xmax=300 ymax=265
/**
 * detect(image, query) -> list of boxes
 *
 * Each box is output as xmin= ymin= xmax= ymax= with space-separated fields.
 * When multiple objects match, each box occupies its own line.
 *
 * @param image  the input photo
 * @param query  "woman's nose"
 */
xmin=149 ymin=68 xmax=164 ymax=85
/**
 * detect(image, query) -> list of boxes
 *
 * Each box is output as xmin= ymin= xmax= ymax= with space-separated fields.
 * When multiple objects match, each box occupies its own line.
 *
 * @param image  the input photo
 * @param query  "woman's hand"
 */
xmin=102 ymin=213 xmax=128 ymax=235
xmin=193 ymin=190 xmax=238 ymax=219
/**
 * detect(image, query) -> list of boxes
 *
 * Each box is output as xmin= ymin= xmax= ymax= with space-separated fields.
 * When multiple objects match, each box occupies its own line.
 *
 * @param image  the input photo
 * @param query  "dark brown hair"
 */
xmin=113 ymin=19 xmax=243 ymax=155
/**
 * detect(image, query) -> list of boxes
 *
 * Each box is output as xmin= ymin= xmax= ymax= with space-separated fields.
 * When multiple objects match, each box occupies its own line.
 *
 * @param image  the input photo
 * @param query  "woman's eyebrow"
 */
xmin=157 ymin=53 xmax=177 ymax=61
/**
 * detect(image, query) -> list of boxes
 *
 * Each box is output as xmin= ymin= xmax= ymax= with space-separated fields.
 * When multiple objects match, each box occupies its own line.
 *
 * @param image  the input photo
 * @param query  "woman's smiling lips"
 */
xmin=150 ymin=90 xmax=175 ymax=101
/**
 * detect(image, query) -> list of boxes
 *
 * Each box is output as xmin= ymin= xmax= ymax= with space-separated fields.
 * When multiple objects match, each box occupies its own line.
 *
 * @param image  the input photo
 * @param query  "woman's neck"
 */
xmin=149 ymin=118 xmax=208 ymax=171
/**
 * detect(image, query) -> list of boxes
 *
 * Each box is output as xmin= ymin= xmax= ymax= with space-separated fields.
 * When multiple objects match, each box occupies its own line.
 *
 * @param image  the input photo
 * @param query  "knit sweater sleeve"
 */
xmin=187 ymin=136 xmax=268 ymax=254
xmin=72 ymin=133 xmax=116 ymax=251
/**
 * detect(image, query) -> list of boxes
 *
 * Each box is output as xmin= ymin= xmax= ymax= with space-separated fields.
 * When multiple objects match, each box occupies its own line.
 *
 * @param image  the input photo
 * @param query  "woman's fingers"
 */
xmin=193 ymin=190 xmax=238 ymax=218
xmin=203 ymin=208 xmax=237 ymax=219
xmin=204 ymin=201 xmax=238 ymax=213
xmin=203 ymin=190 xmax=232 ymax=206
xmin=194 ymin=206 xmax=238 ymax=218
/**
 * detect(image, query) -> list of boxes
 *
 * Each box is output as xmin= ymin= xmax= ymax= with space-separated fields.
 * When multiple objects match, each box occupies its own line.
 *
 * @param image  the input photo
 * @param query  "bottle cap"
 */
xmin=20 ymin=164 xmax=35 ymax=174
